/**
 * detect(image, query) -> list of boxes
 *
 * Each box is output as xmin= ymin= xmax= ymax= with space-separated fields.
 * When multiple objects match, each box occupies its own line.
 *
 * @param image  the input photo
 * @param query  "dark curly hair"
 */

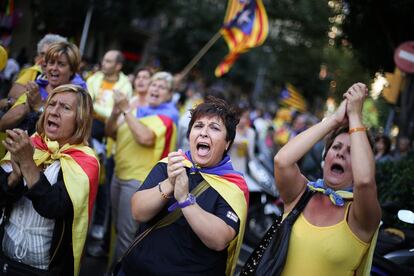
xmin=187 ymin=95 xmax=240 ymax=155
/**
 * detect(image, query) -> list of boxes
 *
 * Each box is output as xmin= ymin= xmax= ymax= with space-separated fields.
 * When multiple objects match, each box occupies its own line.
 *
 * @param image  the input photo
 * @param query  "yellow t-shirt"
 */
xmin=114 ymin=113 xmax=177 ymax=182
xmin=282 ymin=203 xmax=369 ymax=276
xmin=92 ymin=80 xmax=116 ymax=121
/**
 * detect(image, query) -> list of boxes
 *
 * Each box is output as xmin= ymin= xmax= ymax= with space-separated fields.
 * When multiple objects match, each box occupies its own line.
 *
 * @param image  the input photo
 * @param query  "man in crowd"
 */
xmin=86 ymin=50 xmax=132 ymax=255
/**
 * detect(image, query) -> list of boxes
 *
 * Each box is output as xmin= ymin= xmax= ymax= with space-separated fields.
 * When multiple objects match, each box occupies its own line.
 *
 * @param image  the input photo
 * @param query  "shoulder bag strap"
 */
xmin=284 ymin=188 xmax=314 ymax=224
xmin=240 ymin=187 xmax=314 ymax=275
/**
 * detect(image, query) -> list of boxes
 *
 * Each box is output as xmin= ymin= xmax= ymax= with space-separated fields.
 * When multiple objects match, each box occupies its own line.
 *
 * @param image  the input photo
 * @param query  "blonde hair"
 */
xmin=36 ymin=84 xmax=93 ymax=145
xmin=45 ymin=41 xmax=81 ymax=76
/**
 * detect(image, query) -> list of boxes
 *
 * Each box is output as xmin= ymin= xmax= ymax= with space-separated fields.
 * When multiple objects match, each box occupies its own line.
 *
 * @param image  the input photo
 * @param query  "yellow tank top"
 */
xmin=282 ymin=203 xmax=369 ymax=276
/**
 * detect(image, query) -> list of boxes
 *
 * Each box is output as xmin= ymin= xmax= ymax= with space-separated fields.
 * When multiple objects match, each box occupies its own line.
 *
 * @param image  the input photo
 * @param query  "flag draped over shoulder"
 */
xmin=215 ymin=0 xmax=269 ymax=77
xmin=31 ymin=134 xmax=99 ymax=276
xmin=279 ymin=83 xmax=307 ymax=112
xmin=2 ymin=134 xmax=100 ymax=276
xmin=114 ymin=103 xmax=178 ymax=182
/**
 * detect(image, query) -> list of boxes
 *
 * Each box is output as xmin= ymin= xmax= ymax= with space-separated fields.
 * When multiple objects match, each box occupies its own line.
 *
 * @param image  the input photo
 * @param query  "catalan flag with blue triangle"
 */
xmin=280 ymin=83 xmax=307 ymax=112
xmin=215 ymin=0 xmax=269 ymax=77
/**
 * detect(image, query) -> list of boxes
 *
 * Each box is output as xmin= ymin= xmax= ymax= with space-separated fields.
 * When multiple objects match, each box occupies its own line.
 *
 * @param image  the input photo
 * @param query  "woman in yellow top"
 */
xmin=274 ymin=82 xmax=381 ymax=276
xmin=105 ymin=71 xmax=179 ymax=263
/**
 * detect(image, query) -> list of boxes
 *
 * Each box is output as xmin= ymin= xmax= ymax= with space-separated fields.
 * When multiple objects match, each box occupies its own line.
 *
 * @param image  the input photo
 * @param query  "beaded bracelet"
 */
xmin=349 ymin=127 xmax=366 ymax=134
xmin=158 ymin=182 xmax=172 ymax=199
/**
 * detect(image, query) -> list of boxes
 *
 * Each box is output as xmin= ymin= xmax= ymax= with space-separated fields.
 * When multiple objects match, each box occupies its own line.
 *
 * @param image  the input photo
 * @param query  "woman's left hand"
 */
xmin=3 ymin=129 xmax=34 ymax=165
xmin=114 ymin=90 xmax=129 ymax=113
xmin=343 ymin=82 xmax=368 ymax=118
xmin=174 ymin=169 xmax=190 ymax=203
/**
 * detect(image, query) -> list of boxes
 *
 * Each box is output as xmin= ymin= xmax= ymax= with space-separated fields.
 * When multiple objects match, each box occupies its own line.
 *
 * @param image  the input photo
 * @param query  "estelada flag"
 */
xmin=280 ymin=83 xmax=307 ymax=112
xmin=215 ymin=0 xmax=269 ymax=77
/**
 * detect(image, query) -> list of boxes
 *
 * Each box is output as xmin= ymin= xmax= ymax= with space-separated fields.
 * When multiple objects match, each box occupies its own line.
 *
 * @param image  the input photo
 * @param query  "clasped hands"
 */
xmin=2 ymin=129 xmax=35 ymax=187
xmin=25 ymin=81 xmax=43 ymax=112
xmin=113 ymin=90 xmax=130 ymax=115
xmin=167 ymin=149 xmax=190 ymax=203
xmin=333 ymin=82 xmax=368 ymax=126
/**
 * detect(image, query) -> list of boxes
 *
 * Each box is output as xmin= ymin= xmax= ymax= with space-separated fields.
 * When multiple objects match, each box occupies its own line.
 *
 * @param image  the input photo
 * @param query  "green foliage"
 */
xmin=262 ymin=0 xmax=333 ymax=104
xmin=376 ymin=157 xmax=414 ymax=225
xmin=373 ymin=97 xmax=392 ymax=132
xmin=340 ymin=0 xmax=414 ymax=74
xmin=31 ymin=0 xmax=380 ymax=109
xmin=156 ymin=0 xmax=226 ymax=75
xmin=322 ymin=46 xmax=370 ymax=100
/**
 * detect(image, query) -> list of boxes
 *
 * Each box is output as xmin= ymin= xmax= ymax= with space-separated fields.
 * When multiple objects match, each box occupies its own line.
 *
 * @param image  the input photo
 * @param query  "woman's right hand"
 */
xmin=343 ymin=82 xmax=368 ymax=118
xmin=167 ymin=150 xmax=186 ymax=187
xmin=331 ymin=99 xmax=348 ymax=127
xmin=114 ymin=90 xmax=129 ymax=114
xmin=25 ymin=81 xmax=42 ymax=111
xmin=3 ymin=129 xmax=34 ymax=165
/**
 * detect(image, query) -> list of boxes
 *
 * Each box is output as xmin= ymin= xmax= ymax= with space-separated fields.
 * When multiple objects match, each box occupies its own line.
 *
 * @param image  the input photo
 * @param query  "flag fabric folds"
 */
xmin=279 ymin=83 xmax=307 ymax=112
xmin=215 ymin=0 xmax=269 ymax=77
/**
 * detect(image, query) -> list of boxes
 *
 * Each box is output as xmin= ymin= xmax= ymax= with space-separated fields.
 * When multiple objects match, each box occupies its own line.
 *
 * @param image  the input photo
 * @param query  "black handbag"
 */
xmin=241 ymin=189 xmax=314 ymax=275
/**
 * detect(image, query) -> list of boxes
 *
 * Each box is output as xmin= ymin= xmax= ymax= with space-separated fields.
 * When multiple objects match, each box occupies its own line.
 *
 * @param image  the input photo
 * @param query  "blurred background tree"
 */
xmin=10 ymin=0 xmax=413 ymax=122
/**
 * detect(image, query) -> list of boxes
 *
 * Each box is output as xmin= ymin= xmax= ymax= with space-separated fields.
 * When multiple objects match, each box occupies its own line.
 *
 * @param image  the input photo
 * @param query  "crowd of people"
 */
xmin=0 ymin=33 xmax=412 ymax=276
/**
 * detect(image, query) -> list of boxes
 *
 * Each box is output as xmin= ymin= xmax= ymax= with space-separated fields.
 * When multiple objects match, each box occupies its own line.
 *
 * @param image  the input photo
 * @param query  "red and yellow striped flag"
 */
xmin=215 ymin=0 xmax=269 ymax=77
xmin=280 ymin=83 xmax=307 ymax=112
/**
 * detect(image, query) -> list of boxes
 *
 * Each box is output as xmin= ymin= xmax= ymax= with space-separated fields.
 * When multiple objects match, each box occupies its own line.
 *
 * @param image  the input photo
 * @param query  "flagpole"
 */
xmin=180 ymin=31 xmax=221 ymax=78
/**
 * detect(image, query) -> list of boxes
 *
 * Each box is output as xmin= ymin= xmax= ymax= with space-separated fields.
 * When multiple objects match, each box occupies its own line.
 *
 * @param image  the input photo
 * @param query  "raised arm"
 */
xmin=274 ymin=100 xmax=347 ymax=205
xmin=113 ymin=91 xmax=155 ymax=146
xmin=0 ymin=81 xmax=41 ymax=131
xmin=0 ymin=103 xmax=30 ymax=131
xmin=345 ymin=83 xmax=381 ymax=240
xmin=105 ymin=106 xmax=121 ymax=140
xmin=123 ymin=111 xmax=155 ymax=146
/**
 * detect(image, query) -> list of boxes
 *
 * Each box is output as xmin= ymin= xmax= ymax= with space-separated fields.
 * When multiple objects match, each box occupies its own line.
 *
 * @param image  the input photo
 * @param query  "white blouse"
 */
xmin=1 ymin=161 xmax=61 ymax=269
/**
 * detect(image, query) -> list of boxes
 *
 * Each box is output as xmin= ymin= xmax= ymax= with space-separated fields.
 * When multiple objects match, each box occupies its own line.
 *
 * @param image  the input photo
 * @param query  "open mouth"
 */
xmin=47 ymin=120 xmax=59 ymax=130
xmin=49 ymin=72 xmax=60 ymax=80
xmin=330 ymin=163 xmax=344 ymax=174
xmin=196 ymin=142 xmax=210 ymax=157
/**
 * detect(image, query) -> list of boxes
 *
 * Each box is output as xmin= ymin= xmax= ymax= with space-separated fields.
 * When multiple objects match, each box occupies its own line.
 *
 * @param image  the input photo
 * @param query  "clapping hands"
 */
xmin=332 ymin=82 xmax=368 ymax=127
xmin=167 ymin=149 xmax=189 ymax=202
xmin=113 ymin=90 xmax=129 ymax=115
xmin=26 ymin=81 xmax=43 ymax=112
xmin=343 ymin=82 xmax=368 ymax=118
xmin=2 ymin=129 xmax=34 ymax=187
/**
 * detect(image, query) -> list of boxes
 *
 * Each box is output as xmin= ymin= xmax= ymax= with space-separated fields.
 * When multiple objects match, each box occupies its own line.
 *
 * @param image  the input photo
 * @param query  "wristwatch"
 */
xmin=178 ymin=193 xmax=196 ymax=209
xmin=167 ymin=193 xmax=196 ymax=212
